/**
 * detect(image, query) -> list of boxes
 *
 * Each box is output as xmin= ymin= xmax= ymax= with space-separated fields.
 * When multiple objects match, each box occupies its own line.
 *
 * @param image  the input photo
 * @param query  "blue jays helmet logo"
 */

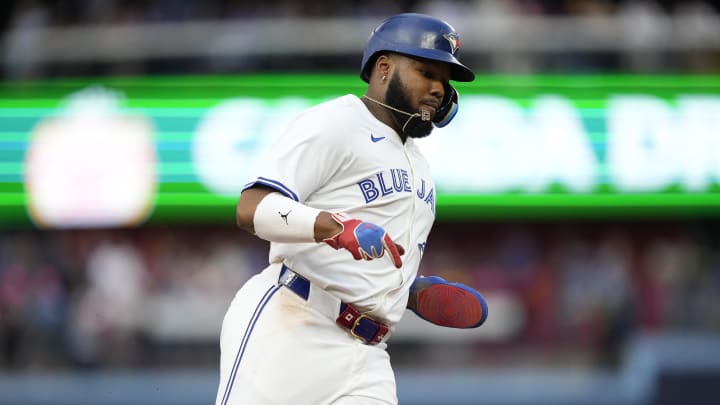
xmin=443 ymin=33 xmax=460 ymax=54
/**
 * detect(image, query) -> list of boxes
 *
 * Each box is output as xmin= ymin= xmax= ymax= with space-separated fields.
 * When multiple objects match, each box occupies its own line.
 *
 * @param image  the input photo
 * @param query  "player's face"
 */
xmin=385 ymin=56 xmax=451 ymax=139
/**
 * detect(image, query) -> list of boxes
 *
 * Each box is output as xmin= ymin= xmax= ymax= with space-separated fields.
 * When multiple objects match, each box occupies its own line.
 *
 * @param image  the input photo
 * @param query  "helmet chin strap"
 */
xmin=362 ymin=95 xmax=431 ymax=133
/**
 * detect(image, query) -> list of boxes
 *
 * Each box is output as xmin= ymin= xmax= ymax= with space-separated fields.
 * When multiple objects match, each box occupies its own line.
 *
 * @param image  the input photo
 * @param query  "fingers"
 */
xmin=325 ymin=216 xmax=406 ymax=267
xmin=382 ymin=234 xmax=403 ymax=269
xmin=349 ymin=245 xmax=363 ymax=261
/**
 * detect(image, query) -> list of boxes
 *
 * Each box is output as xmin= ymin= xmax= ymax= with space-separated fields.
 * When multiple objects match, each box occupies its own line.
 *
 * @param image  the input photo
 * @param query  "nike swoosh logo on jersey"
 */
xmin=370 ymin=134 xmax=386 ymax=143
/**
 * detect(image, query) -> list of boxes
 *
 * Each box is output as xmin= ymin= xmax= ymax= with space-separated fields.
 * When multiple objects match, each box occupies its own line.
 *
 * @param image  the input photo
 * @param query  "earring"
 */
xmin=381 ymin=75 xmax=387 ymax=82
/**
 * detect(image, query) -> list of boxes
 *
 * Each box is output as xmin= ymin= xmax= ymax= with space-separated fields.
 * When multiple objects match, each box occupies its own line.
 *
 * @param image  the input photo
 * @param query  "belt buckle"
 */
xmin=350 ymin=314 xmax=374 ymax=344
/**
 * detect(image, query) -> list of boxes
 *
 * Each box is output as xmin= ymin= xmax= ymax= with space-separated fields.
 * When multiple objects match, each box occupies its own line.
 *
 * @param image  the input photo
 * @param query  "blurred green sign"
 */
xmin=1 ymin=74 xmax=720 ymax=227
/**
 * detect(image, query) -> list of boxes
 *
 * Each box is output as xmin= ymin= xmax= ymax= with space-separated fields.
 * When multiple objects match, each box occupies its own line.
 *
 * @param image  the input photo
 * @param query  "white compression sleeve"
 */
xmin=252 ymin=192 xmax=321 ymax=243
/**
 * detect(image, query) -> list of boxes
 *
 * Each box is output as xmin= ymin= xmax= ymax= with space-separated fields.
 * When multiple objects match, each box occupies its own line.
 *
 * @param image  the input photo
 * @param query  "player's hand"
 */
xmin=323 ymin=213 xmax=405 ymax=268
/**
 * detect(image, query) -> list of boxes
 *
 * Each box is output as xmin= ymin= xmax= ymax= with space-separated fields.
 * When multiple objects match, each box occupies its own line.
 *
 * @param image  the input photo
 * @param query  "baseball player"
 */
xmin=215 ymin=13 xmax=488 ymax=405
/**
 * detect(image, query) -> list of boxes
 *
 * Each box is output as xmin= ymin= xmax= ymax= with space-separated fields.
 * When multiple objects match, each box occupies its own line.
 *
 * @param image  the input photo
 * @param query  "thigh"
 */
xmin=338 ymin=342 xmax=397 ymax=404
xmin=216 ymin=270 xmax=282 ymax=405
xmin=217 ymin=272 xmax=355 ymax=404
xmin=216 ymin=266 xmax=397 ymax=405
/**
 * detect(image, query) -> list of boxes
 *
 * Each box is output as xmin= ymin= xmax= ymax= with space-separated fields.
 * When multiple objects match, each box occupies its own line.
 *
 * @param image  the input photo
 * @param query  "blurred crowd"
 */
xmin=2 ymin=220 xmax=719 ymax=371
xmin=0 ymin=226 xmax=268 ymax=369
xmin=1 ymin=0 xmax=719 ymax=25
xmin=1 ymin=0 xmax=719 ymax=79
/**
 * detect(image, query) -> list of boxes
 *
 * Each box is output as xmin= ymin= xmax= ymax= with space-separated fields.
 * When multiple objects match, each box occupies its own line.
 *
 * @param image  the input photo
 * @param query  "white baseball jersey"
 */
xmin=243 ymin=94 xmax=436 ymax=325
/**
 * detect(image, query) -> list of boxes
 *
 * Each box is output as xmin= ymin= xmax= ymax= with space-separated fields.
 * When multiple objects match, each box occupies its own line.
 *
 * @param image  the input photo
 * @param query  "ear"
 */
xmin=374 ymin=54 xmax=393 ymax=82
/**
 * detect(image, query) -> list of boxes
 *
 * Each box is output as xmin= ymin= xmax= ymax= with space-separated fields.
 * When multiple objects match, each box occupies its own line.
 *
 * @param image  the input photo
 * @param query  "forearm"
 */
xmin=237 ymin=188 xmax=341 ymax=243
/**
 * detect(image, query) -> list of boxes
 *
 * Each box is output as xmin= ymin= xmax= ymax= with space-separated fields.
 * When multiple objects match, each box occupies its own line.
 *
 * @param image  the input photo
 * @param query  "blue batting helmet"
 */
xmin=360 ymin=13 xmax=475 ymax=83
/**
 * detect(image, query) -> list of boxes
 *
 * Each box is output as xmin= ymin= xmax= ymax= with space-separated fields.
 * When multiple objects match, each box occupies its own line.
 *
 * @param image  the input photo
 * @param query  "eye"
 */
xmin=419 ymin=69 xmax=434 ymax=79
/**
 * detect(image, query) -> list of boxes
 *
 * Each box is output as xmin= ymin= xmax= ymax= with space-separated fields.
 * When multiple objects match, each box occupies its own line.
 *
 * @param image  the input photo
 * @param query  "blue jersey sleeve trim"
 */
xmin=242 ymin=177 xmax=300 ymax=202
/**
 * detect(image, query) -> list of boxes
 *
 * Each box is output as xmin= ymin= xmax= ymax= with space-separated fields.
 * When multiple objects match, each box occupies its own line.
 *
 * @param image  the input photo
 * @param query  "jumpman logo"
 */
xmin=279 ymin=210 xmax=292 ymax=225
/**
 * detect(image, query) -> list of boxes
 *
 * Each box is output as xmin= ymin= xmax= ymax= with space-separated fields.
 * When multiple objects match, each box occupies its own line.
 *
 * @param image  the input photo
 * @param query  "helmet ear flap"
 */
xmin=433 ymin=84 xmax=459 ymax=128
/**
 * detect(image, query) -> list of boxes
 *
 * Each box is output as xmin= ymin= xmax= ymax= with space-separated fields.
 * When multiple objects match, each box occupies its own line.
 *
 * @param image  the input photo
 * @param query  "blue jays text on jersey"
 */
xmin=357 ymin=168 xmax=436 ymax=214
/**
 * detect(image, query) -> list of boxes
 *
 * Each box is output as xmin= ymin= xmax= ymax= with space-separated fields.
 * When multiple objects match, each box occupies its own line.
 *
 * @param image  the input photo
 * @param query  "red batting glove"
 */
xmin=323 ymin=213 xmax=405 ymax=268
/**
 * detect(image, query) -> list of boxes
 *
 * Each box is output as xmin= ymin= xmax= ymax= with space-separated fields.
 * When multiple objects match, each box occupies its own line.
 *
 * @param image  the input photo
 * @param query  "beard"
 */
xmin=385 ymin=74 xmax=434 ymax=139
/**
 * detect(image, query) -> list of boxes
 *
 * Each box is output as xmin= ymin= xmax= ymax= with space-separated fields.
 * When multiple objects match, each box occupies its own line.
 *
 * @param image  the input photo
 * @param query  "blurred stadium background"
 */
xmin=2 ymin=0 xmax=720 ymax=404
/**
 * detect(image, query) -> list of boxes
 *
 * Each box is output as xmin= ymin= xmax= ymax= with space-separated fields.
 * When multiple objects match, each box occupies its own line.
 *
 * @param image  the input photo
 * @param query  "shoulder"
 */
xmin=275 ymin=95 xmax=364 ymax=154
xmin=295 ymin=94 xmax=363 ymax=124
xmin=287 ymin=94 xmax=364 ymax=137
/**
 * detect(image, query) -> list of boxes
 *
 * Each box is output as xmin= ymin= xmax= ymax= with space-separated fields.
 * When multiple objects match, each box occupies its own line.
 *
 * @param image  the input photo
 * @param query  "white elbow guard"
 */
xmin=252 ymin=192 xmax=321 ymax=243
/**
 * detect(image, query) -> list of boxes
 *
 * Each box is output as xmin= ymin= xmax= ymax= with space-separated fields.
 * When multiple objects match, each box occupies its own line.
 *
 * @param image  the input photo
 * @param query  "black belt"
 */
xmin=278 ymin=265 xmax=389 ymax=345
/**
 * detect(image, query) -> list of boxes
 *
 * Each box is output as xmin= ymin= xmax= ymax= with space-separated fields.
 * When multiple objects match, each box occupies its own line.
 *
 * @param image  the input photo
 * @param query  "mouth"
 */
xmin=421 ymin=99 xmax=439 ymax=109
xmin=420 ymin=103 xmax=437 ymax=116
